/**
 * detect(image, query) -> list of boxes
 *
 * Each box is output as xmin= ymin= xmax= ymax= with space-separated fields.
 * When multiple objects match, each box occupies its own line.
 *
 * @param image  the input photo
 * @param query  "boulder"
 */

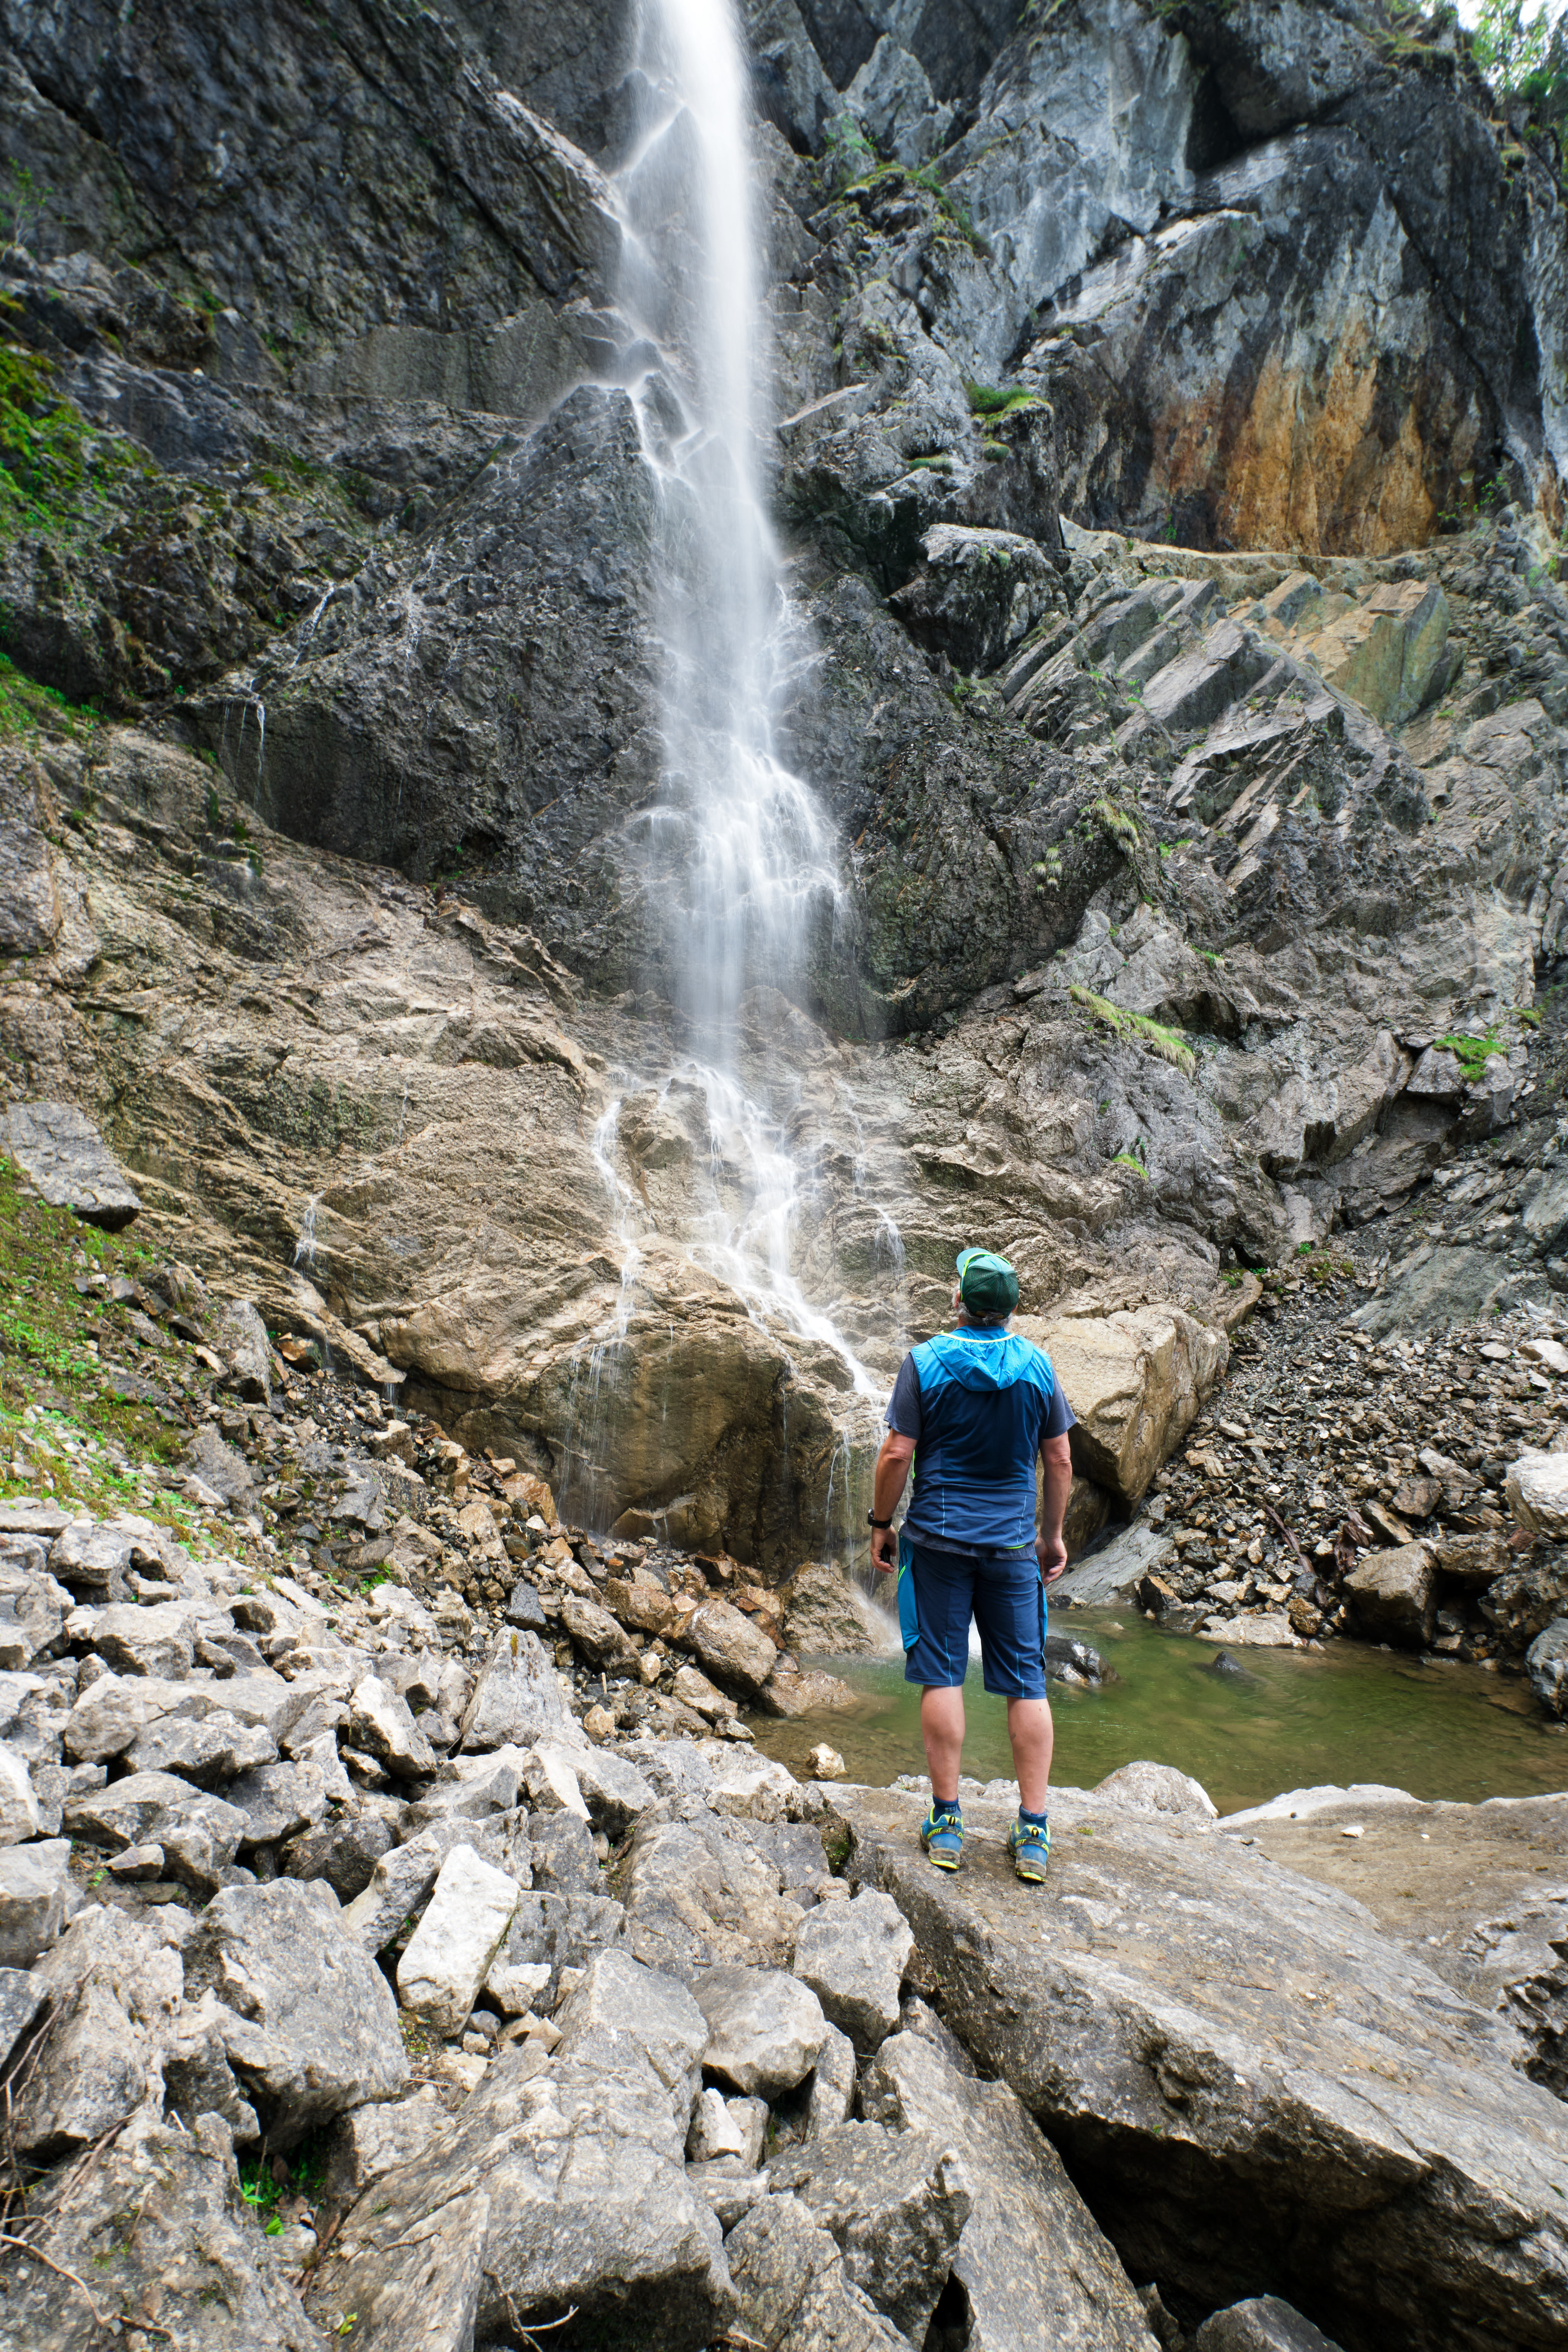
xmin=1507 ymin=1449 xmax=1568 ymax=1542
xmin=90 ymin=1599 xmax=199 ymax=1678
xmin=397 ymin=1844 xmax=522 ymax=2037
xmin=125 ymin=1710 xmax=278 ymax=1787
xmin=756 ymin=1661 xmax=860 ymax=1717
xmin=791 ymin=1886 xmax=914 ymax=2051
xmin=504 ymin=1574 xmax=549 ymax=1632
xmin=1527 ymin=1620 xmax=1568 ymax=1719
xmin=682 ymin=1598 xmax=779 ymax=1696
xmin=862 ymin=2023 xmax=1154 ymax=2350
xmin=64 ymin=1770 xmax=248 ymax=1892
xmin=0 ymin=1099 xmax=142 ymax=1228
xmin=540 ymin=1736 xmax=653 ymax=1836
xmin=283 ymin=1810 xmax=398 ymax=1902
xmin=214 ymin=1296 xmax=274 ymax=1403
xmin=1094 ymin=1759 xmax=1218 ymax=1821
xmin=313 ymin=1958 xmax=733 ymax=2348
xmin=9 ymin=2109 xmax=320 ymax=2350
xmin=778 ymin=1559 xmax=880 ymax=1657
xmin=1343 ymin=1542 xmax=1435 ymax=1649
xmin=1195 ymin=2297 xmax=1346 ymax=2352
xmin=224 ymin=1757 xmax=331 ymax=1848
xmin=622 ymin=1736 xmax=799 ymax=1822
xmin=768 ymin=2119 xmax=973 ymax=2343
xmin=724 ymin=2192 xmax=906 ymax=2352
xmin=0 ymin=1837 xmax=81 ymax=1966
xmin=349 ymin=1674 xmax=438 ymax=1776
xmin=484 ymin=1886 xmax=625 ymax=2012
xmin=687 ymin=2085 xmax=768 ymax=2166
xmin=554 ymin=1947 xmax=710 ymax=2130
xmin=562 ymin=1588 xmax=642 ymax=1673
xmin=839 ymin=1784 xmax=1568 ymax=2352
xmin=694 ymin=1964 xmax=828 ymax=2098
xmin=0 ymin=1743 xmax=41 ymax=1844
xmin=1022 ymin=1307 xmax=1227 ymax=1504
xmin=182 ymin=1878 xmax=409 ymax=2145
xmin=459 ymin=1627 xmax=588 ymax=1752
xmin=804 ymin=2021 xmax=858 ymax=2136
xmin=891 ymin=522 xmax=1066 ymax=673
xmin=672 ymin=1661 xmax=737 ymax=1720
xmin=311 ymin=2185 xmax=490 ymax=2352
xmin=619 ymin=1808 xmax=814 ymax=1979
xmin=181 ymin=1424 xmax=257 ymax=1507
xmin=0 ymin=1560 xmax=70 ymax=1669
xmin=12 ymin=1908 xmax=184 ymax=2160
xmin=319 ymin=2082 xmax=448 ymax=2211
xmin=341 ymin=1821 xmax=498 ymax=1951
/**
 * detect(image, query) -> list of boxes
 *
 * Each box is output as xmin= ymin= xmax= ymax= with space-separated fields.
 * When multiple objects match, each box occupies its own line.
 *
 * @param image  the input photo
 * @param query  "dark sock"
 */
xmin=930 ymin=1799 xmax=962 ymax=1823
xmin=1019 ymin=1805 xmax=1049 ymax=1830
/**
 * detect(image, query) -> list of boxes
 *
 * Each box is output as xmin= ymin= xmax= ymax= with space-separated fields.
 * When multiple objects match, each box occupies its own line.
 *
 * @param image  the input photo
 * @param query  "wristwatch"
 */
xmin=867 ymin=1510 xmax=893 ymax=1529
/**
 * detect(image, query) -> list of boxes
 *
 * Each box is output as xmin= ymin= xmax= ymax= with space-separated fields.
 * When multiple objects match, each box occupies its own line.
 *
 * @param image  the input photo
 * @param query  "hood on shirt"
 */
xmin=922 ymin=1330 xmax=1051 ymax=1392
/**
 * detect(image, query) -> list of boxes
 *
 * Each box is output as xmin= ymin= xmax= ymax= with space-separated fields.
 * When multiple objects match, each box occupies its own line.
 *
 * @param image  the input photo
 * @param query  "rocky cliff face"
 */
xmin=2 ymin=0 xmax=1567 ymax=1563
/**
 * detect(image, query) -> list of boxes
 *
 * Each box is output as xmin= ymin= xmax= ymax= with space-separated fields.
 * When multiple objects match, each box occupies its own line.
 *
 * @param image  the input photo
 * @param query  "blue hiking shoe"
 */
xmin=919 ymin=1804 xmax=963 ymax=1872
xmin=1008 ymin=1814 xmax=1050 ymax=1883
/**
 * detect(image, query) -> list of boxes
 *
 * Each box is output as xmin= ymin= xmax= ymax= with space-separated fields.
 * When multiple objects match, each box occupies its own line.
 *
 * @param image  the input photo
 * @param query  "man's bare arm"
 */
xmin=870 ymin=1432 xmax=914 ymax=1573
xmin=1038 ymin=1430 xmax=1072 ymax=1582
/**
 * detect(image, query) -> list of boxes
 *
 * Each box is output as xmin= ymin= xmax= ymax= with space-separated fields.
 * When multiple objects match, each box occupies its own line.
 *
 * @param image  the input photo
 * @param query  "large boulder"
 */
xmin=619 ymin=1808 xmax=824 ymax=1979
xmin=839 ymin=1784 xmax=1568 ymax=2352
xmin=790 ymin=1887 xmax=913 ymax=2052
xmin=1343 ymin=1542 xmax=1435 ymax=1650
xmin=182 ymin=1878 xmax=409 ymax=2145
xmin=0 ymin=1100 xmax=142 ymax=1229
xmin=64 ymin=1770 xmax=248 ymax=1893
xmin=1507 ymin=1450 xmax=1568 ymax=1542
xmin=311 ymin=1954 xmax=733 ymax=2347
xmin=459 ymin=1628 xmax=588 ymax=1752
xmin=724 ymin=2191 xmax=906 ymax=2352
xmin=766 ymin=2119 xmax=973 ymax=2343
xmin=396 ymin=1844 xmax=522 ymax=2037
xmin=6 ymin=2107 xmax=321 ymax=2350
xmin=1022 ymin=1306 xmax=1227 ymax=1504
xmin=694 ymin=1965 xmax=830 ymax=2098
xmin=681 ymin=1599 xmax=779 ymax=1697
xmin=862 ymin=2022 xmax=1155 ymax=2348
xmin=778 ymin=1559 xmax=881 ymax=1657
xmin=11 ymin=1908 xmax=184 ymax=2161
xmin=0 ymin=1838 xmax=81 ymax=1966
xmin=1527 ymin=1620 xmax=1568 ymax=1719
xmin=1195 ymin=2298 xmax=1346 ymax=2352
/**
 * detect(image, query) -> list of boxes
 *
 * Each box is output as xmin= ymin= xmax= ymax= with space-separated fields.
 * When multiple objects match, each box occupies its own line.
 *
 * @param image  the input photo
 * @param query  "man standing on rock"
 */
xmin=868 ymin=1247 xmax=1073 ymax=1883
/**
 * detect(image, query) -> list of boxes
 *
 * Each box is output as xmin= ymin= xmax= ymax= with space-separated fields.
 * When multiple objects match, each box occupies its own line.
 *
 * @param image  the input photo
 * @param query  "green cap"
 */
xmin=956 ymin=1247 xmax=1019 ymax=1317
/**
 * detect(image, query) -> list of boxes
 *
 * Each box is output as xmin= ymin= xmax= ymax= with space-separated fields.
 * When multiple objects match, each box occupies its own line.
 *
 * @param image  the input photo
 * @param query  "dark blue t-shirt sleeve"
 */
xmin=886 ymin=1353 xmax=922 ymax=1438
xmin=1043 ymin=1382 xmax=1075 ymax=1440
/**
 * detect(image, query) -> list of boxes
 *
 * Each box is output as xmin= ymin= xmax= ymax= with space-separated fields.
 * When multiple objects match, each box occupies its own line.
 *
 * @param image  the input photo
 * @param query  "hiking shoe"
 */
xmin=919 ymin=1805 xmax=963 ymax=1871
xmin=1008 ymin=1815 xmax=1050 ymax=1883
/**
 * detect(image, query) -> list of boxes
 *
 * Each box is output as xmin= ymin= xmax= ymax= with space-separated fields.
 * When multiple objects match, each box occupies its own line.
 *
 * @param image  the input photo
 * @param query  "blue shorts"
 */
xmin=896 ymin=1536 xmax=1048 ymax=1700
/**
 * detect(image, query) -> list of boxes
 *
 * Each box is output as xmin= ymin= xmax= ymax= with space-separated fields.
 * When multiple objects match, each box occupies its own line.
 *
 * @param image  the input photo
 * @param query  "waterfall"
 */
xmin=561 ymin=0 xmax=897 ymax=1551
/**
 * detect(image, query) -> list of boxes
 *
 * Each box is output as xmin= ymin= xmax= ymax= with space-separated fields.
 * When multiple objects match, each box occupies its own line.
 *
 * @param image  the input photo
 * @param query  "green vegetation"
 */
xmin=0 ymin=1154 xmax=198 ymax=1525
xmin=1471 ymin=0 xmax=1552 ymax=92
xmin=965 ymin=381 xmax=1044 ymax=421
xmin=238 ymin=2133 xmax=329 ymax=2238
xmin=0 ymin=335 xmax=91 ymax=534
xmin=1110 ymin=1152 xmax=1149 ymax=1178
xmin=1432 ymin=1029 xmax=1510 ymax=1080
xmin=1070 ymin=985 xmax=1196 ymax=1078
xmin=0 ymin=649 xmax=99 ymax=741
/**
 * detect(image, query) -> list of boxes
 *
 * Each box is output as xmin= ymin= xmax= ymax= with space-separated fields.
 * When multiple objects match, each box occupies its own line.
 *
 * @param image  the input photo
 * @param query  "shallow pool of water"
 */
xmin=749 ymin=1611 xmax=1568 ymax=1817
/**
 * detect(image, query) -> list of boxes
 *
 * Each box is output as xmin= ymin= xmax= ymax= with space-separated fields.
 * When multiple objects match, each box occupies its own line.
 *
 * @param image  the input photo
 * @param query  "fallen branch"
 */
xmin=0 ymin=2231 xmax=109 ymax=2328
xmin=1261 ymin=1499 xmax=1310 ymax=1573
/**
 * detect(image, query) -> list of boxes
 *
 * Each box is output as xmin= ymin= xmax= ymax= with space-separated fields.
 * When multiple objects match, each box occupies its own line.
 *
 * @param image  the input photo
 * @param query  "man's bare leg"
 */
xmin=920 ymin=1685 xmax=965 ymax=1804
xmin=1007 ymin=1695 xmax=1054 ymax=1814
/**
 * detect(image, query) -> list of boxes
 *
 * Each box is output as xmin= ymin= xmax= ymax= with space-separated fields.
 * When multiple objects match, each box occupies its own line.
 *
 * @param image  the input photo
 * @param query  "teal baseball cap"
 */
xmin=956 ymin=1246 xmax=1019 ymax=1316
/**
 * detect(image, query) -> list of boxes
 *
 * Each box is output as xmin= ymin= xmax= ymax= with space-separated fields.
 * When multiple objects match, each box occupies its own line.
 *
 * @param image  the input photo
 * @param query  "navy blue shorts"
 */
xmin=896 ymin=1536 xmax=1048 ymax=1700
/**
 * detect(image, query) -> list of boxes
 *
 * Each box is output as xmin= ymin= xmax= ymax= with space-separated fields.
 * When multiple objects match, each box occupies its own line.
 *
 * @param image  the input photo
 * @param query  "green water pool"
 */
xmin=749 ymin=1610 xmax=1568 ymax=1818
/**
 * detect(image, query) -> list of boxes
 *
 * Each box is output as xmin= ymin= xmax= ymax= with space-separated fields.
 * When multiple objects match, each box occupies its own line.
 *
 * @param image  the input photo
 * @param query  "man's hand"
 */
xmin=1037 ymin=1530 xmax=1068 ymax=1584
xmin=870 ymin=1522 xmax=897 ymax=1575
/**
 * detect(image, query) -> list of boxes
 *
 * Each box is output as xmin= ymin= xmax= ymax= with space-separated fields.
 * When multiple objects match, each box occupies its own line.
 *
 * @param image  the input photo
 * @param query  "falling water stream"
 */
xmin=557 ymin=0 xmax=898 ymax=1546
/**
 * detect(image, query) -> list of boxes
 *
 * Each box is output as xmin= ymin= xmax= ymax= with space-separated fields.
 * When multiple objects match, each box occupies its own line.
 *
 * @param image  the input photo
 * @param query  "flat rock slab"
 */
xmin=0 ymin=1100 xmax=142 ymax=1229
xmin=1223 ymin=1790 xmax=1568 ymax=2096
xmin=839 ymin=1785 xmax=1568 ymax=2352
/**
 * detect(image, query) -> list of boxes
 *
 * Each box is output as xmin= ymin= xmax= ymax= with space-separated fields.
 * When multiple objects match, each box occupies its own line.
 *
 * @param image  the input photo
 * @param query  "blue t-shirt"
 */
xmin=885 ymin=1325 xmax=1075 ymax=1558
